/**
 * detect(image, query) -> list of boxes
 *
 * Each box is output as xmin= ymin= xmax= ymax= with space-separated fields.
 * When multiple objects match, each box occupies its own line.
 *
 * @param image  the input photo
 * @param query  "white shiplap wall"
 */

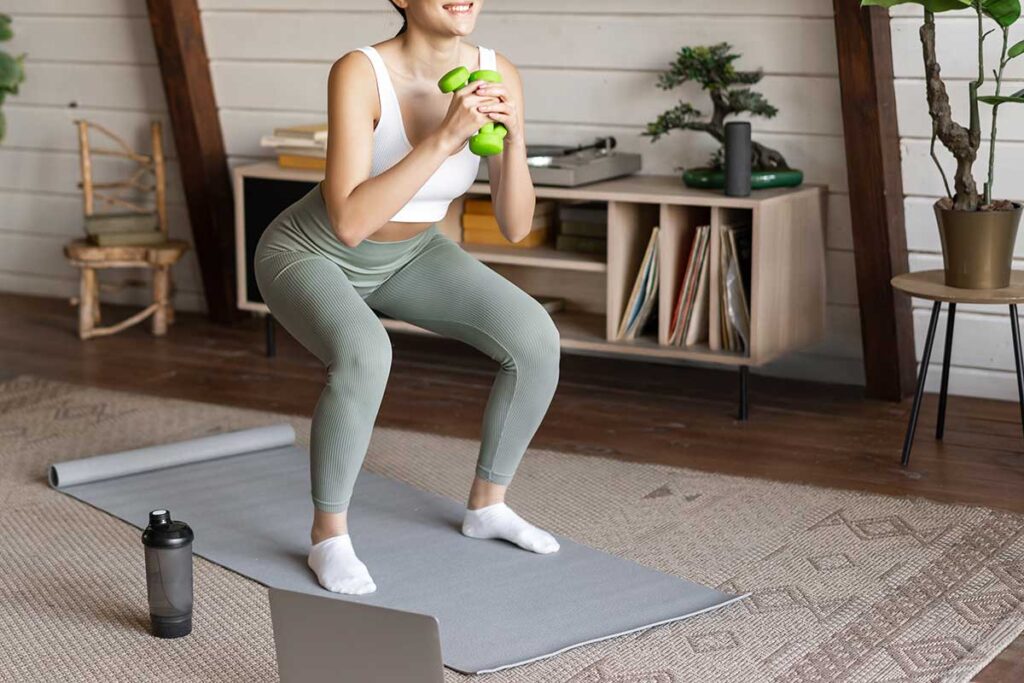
xmin=0 ymin=0 xmax=207 ymax=312
xmin=1 ymin=0 xmax=863 ymax=386
xmin=891 ymin=6 xmax=1024 ymax=400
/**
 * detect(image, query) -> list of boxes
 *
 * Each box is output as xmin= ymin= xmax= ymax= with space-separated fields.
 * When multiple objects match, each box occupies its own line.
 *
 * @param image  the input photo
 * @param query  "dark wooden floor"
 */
xmin=3 ymin=292 xmax=1021 ymax=681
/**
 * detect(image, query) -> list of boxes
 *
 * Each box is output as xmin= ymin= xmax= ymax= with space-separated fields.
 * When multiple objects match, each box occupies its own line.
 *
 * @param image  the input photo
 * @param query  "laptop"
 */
xmin=268 ymin=587 xmax=445 ymax=683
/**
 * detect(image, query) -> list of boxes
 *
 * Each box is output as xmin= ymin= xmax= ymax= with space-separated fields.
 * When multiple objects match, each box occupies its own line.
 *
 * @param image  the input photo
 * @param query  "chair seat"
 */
xmin=64 ymin=239 xmax=189 ymax=267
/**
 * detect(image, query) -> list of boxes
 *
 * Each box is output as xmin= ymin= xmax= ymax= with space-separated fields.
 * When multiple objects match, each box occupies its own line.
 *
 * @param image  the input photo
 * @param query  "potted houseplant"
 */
xmin=643 ymin=43 xmax=803 ymax=190
xmin=864 ymin=0 xmax=1023 ymax=288
xmin=0 ymin=13 xmax=26 ymax=142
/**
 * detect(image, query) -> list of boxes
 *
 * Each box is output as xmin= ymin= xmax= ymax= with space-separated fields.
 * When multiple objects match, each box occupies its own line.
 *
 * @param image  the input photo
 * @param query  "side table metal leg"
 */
xmin=901 ymin=301 xmax=941 ymax=467
xmin=1010 ymin=304 xmax=1024 ymax=440
xmin=738 ymin=365 xmax=749 ymax=421
xmin=265 ymin=314 xmax=277 ymax=358
xmin=935 ymin=302 xmax=955 ymax=440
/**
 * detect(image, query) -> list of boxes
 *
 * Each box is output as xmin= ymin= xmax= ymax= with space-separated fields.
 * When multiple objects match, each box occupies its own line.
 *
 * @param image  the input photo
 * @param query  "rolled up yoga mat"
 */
xmin=48 ymin=424 xmax=296 ymax=488
xmin=50 ymin=425 xmax=744 ymax=674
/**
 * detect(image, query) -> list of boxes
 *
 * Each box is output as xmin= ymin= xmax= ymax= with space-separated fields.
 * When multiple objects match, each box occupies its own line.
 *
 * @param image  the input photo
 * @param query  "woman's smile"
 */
xmin=442 ymin=3 xmax=474 ymax=16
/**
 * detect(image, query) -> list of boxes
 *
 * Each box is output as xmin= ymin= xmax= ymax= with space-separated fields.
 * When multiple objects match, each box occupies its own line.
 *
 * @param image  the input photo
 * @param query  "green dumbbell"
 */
xmin=438 ymin=67 xmax=508 ymax=157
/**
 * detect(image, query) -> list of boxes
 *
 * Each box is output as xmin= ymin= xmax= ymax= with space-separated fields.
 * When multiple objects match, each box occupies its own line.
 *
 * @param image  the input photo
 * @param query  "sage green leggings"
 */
xmin=254 ymin=184 xmax=560 ymax=513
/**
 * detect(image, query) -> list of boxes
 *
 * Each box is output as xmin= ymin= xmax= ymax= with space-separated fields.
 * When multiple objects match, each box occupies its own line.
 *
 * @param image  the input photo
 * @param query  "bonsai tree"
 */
xmin=643 ymin=43 xmax=791 ymax=171
xmin=862 ymin=0 xmax=1023 ymax=210
xmin=0 ymin=13 xmax=26 ymax=142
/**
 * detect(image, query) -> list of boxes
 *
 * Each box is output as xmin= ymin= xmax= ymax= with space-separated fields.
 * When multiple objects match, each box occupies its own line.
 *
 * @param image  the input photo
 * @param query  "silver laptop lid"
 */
xmin=269 ymin=587 xmax=444 ymax=683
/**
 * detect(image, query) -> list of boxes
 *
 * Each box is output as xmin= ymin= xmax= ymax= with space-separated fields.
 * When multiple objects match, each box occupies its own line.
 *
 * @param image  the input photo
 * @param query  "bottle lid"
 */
xmin=142 ymin=509 xmax=194 ymax=548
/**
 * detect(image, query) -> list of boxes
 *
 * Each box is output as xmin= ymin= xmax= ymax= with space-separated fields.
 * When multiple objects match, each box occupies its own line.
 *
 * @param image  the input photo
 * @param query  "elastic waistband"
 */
xmin=360 ymin=224 xmax=439 ymax=252
xmin=256 ymin=186 xmax=443 ymax=296
xmin=259 ymin=183 xmax=438 ymax=262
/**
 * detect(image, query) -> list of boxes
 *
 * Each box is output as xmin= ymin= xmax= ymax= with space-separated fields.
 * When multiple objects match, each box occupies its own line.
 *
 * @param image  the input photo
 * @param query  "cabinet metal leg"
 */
xmin=265 ymin=314 xmax=276 ymax=358
xmin=738 ymin=365 xmax=749 ymax=421
xmin=935 ymin=302 xmax=955 ymax=440
xmin=1010 ymin=304 xmax=1024 ymax=440
xmin=901 ymin=301 xmax=941 ymax=467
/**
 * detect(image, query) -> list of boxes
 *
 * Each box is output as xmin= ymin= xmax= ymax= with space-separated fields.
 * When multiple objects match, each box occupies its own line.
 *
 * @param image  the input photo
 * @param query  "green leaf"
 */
xmin=0 ymin=52 xmax=24 ymax=91
xmin=983 ymin=0 xmax=1021 ymax=27
xmin=1010 ymin=39 xmax=1024 ymax=57
xmin=861 ymin=0 xmax=1020 ymax=24
xmin=978 ymin=94 xmax=1024 ymax=104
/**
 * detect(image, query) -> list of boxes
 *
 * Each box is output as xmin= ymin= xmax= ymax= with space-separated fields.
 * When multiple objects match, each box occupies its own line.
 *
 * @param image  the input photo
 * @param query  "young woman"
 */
xmin=254 ymin=0 xmax=561 ymax=595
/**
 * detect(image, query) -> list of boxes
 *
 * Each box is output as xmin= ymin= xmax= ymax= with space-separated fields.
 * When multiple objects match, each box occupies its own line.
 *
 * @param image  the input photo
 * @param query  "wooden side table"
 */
xmin=891 ymin=269 xmax=1024 ymax=466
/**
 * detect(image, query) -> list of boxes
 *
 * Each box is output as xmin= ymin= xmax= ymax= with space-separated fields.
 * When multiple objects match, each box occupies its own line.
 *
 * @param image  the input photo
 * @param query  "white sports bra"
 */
xmin=356 ymin=45 xmax=494 ymax=223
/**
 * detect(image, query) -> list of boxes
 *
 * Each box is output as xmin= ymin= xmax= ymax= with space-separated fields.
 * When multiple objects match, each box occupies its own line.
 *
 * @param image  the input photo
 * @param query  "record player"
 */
xmin=476 ymin=137 xmax=641 ymax=187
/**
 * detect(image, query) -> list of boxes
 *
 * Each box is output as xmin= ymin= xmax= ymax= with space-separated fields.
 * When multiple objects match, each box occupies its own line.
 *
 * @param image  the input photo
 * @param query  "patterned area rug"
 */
xmin=1 ymin=375 xmax=1022 ymax=682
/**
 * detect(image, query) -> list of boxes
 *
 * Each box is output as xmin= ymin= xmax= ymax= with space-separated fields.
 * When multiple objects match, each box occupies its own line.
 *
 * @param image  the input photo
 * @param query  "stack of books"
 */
xmin=666 ymin=223 xmax=752 ymax=352
xmin=667 ymin=225 xmax=711 ymax=347
xmin=616 ymin=227 xmax=659 ymax=341
xmin=556 ymin=202 xmax=607 ymax=255
xmin=719 ymin=223 xmax=752 ymax=353
xmin=462 ymin=199 xmax=555 ymax=248
xmin=84 ymin=211 xmax=163 ymax=247
xmin=261 ymin=123 xmax=328 ymax=171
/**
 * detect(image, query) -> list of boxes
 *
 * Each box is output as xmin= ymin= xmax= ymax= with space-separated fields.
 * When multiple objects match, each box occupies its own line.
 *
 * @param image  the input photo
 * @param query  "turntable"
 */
xmin=476 ymin=137 xmax=641 ymax=187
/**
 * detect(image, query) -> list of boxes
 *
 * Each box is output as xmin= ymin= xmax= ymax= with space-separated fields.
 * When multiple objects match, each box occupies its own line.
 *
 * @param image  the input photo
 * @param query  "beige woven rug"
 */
xmin=1 ymin=376 xmax=1023 ymax=682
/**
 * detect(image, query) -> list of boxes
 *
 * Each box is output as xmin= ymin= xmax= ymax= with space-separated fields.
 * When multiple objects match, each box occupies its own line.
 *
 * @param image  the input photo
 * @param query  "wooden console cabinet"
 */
xmin=234 ymin=161 xmax=827 ymax=417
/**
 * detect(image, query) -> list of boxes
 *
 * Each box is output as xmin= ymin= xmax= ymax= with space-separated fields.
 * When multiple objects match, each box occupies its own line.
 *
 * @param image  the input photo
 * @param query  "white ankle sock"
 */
xmin=462 ymin=503 xmax=560 ymax=554
xmin=307 ymin=534 xmax=376 ymax=595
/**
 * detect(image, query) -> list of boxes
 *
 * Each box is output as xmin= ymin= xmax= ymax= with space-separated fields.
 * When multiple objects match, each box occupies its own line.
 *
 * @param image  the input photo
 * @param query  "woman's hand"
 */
xmin=474 ymin=82 xmax=521 ymax=146
xmin=435 ymin=79 xmax=497 ymax=155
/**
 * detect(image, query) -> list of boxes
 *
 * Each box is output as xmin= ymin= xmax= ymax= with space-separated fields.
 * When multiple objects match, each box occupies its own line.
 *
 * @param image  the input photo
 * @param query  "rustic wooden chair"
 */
xmin=64 ymin=120 xmax=189 ymax=339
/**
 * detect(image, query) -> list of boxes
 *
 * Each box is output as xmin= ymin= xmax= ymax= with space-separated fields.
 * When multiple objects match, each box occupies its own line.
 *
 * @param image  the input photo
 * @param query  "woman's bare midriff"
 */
xmin=317 ymin=180 xmax=434 ymax=243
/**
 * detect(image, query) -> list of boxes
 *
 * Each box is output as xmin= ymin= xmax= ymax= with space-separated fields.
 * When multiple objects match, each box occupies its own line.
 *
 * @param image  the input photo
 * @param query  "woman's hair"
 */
xmin=389 ymin=1 xmax=408 ymax=36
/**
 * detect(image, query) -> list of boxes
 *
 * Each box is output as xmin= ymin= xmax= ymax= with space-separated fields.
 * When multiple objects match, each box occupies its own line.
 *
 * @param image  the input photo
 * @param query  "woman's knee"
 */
xmin=505 ymin=305 xmax=561 ymax=375
xmin=327 ymin=334 xmax=393 ymax=387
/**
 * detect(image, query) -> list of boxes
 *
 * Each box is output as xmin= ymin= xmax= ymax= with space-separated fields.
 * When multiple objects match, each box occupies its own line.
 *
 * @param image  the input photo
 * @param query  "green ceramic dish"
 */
xmin=682 ymin=167 xmax=804 ymax=190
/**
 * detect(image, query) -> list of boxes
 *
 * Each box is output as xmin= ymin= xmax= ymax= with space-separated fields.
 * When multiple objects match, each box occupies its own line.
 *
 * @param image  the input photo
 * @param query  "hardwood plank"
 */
xmin=2 ymin=291 xmax=1021 ymax=515
xmin=2 ymin=287 xmax=1023 ymax=683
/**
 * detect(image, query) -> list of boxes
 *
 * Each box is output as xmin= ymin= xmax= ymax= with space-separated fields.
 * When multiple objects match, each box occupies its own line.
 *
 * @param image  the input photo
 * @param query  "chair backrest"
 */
xmin=74 ymin=119 xmax=168 ymax=237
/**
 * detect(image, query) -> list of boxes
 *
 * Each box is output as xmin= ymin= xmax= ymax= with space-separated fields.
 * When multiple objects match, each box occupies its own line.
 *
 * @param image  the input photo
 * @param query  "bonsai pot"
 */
xmin=936 ymin=201 xmax=1022 ymax=289
xmin=682 ymin=167 xmax=804 ymax=191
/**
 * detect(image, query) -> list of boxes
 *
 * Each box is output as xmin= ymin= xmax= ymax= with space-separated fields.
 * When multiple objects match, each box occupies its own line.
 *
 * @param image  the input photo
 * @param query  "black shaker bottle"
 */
xmin=142 ymin=509 xmax=194 ymax=638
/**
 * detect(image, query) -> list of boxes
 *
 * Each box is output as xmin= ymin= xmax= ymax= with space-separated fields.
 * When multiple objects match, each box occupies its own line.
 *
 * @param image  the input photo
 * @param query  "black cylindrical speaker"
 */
xmin=724 ymin=122 xmax=752 ymax=197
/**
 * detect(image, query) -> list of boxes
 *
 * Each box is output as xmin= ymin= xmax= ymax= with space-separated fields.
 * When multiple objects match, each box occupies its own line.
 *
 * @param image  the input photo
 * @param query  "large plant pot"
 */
xmin=936 ymin=202 xmax=1022 ymax=289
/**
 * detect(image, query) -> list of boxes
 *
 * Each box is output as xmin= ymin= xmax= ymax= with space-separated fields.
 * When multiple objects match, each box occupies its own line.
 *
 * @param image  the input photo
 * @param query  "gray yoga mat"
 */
xmin=50 ymin=426 xmax=744 ymax=674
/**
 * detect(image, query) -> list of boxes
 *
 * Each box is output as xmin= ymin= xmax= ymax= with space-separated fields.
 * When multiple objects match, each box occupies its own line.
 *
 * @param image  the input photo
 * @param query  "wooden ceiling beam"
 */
xmin=146 ymin=0 xmax=240 ymax=324
xmin=833 ymin=2 xmax=917 ymax=401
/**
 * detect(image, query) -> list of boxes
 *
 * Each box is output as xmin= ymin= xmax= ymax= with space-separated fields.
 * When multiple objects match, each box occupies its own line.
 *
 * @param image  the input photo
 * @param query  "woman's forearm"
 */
xmin=325 ymin=133 xmax=452 ymax=247
xmin=491 ymin=139 xmax=536 ymax=242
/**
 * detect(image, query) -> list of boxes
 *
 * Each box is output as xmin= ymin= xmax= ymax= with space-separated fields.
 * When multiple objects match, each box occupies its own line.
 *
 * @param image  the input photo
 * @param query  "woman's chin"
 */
xmin=440 ymin=20 xmax=477 ymax=37
xmin=428 ymin=28 xmax=474 ymax=39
